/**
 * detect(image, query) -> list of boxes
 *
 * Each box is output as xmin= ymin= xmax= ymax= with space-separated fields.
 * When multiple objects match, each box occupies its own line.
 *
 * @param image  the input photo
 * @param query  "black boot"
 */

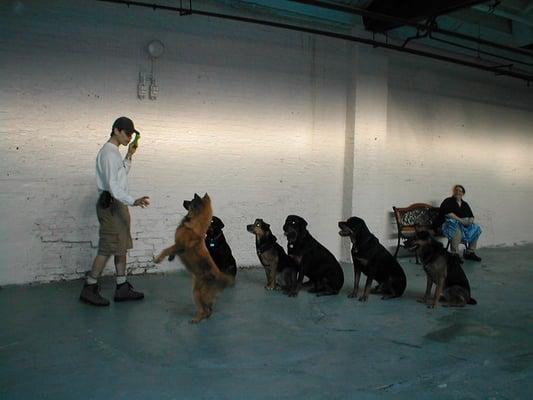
xmin=80 ymin=283 xmax=110 ymax=306
xmin=114 ymin=282 xmax=144 ymax=302
xmin=463 ymin=250 xmax=482 ymax=262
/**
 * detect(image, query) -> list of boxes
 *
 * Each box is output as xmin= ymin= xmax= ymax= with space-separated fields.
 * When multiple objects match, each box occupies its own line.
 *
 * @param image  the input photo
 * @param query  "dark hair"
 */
xmin=111 ymin=116 xmax=137 ymax=136
xmin=453 ymin=184 xmax=465 ymax=194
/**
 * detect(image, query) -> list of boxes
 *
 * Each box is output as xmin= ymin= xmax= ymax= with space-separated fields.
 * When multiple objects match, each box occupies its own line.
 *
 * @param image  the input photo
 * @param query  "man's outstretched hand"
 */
xmin=134 ymin=196 xmax=150 ymax=208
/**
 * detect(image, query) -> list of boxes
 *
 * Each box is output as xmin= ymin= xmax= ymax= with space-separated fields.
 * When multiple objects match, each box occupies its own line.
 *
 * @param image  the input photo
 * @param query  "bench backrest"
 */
xmin=392 ymin=203 xmax=440 ymax=234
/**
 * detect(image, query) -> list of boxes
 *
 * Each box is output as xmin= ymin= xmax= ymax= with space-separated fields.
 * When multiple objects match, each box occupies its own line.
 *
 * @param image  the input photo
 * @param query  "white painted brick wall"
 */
xmin=1 ymin=0 xmax=533 ymax=285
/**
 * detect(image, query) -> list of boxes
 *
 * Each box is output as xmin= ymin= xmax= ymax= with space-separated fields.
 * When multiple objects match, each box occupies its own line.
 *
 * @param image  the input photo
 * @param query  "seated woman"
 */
xmin=436 ymin=184 xmax=482 ymax=261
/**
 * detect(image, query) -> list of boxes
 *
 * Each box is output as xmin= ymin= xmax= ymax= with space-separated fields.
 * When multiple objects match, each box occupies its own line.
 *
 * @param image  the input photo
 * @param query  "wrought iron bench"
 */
xmin=392 ymin=203 xmax=447 ymax=263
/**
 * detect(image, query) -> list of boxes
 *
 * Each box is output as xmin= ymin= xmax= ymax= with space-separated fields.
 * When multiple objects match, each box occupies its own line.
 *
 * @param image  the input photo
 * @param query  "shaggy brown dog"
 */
xmin=155 ymin=193 xmax=234 ymax=323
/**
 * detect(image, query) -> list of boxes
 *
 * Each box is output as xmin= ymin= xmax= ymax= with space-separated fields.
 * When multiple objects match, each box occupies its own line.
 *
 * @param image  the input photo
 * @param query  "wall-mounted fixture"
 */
xmin=148 ymin=39 xmax=165 ymax=59
xmin=148 ymin=40 xmax=164 ymax=100
xmin=137 ymin=71 xmax=147 ymax=100
xmin=138 ymin=39 xmax=165 ymax=100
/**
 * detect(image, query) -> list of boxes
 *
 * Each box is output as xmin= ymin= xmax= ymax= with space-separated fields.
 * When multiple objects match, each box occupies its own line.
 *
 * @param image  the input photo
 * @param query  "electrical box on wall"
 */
xmin=137 ymin=72 xmax=147 ymax=99
xmin=149 ymin=79 xmax=159 ymax=100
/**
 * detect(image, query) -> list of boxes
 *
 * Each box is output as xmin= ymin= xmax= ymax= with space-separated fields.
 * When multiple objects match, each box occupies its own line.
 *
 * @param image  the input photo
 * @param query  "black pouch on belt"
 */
xmin=99 ymin=191 xmax=113 ymax=209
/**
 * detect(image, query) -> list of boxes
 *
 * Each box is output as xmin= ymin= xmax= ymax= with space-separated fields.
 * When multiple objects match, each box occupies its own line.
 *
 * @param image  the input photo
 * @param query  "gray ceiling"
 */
xmin=98 ymin=0 xmax=533 ymax=83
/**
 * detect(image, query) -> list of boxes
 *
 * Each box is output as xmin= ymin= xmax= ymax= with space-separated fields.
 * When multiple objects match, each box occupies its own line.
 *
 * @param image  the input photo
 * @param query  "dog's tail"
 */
xmin=217 ymin=271 xmax=236 ymax=288
xmin=204 ymin=259 xmax=235 ymax=288
xmin=468 ymin=297 xmax=477 ymax=305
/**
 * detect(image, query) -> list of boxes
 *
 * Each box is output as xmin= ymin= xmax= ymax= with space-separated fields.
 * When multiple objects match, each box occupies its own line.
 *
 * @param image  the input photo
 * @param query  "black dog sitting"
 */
xmin=205 ymin=216 xmax=237 ymax=276
xmin=283 ymin=215 xmax=344 ymax=296
xmin=338 ymin=217 xmax=406 ymax=301
xmin=170 ymin=202 xmax=237 ymax=277
xmin=247 ymin=218 xmax=298 ymax=295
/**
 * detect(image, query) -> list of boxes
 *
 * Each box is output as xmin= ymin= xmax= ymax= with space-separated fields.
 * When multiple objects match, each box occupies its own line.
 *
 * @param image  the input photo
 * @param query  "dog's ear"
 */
xmin=183 ymin=200 xmax=191 ymax=210
xmin=194 ymin=193 xmax=201 ymax=201
xmin=213 ymin=216 xmax=224 ymax=229
xmin=263 ymin=222 xmax=270 ymax=230
xmin=351 ymin=216 xmax=365 ymax=226
xmin=346 ymin=217 xmax=358 ymax=230
xmin=286 ymin=215 xmax=308 ymax=228
xmin=203 ymin=193 xmax=210 ymax=200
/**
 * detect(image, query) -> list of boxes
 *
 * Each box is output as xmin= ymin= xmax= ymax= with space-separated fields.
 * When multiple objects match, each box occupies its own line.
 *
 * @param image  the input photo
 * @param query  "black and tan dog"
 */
xmin=169 ymin=208 xmax=237 ymax=277
xmin=247 ymin=218 xmax=298 ymax=295
xmin=406 ymin=230 xmax=477 ymax=308
xmin=155 ymin=193 xmax=234 ymax=323
xmin=283 ymin=215 xmax=344 ymax=296
xmin=338 ymin=217 xmax=406 ymax=301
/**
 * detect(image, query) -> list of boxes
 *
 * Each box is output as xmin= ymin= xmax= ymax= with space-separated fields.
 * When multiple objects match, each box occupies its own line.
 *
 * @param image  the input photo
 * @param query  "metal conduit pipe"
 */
xmin=472 ymin=4 xmax=533 ymax=28
xmin=429 ymin=33 xmax=533 ymax=67
xmin=95 ymin=0 xmax=533 ymax=83
xmin=289 ymin=0 xmax=533 ymax=58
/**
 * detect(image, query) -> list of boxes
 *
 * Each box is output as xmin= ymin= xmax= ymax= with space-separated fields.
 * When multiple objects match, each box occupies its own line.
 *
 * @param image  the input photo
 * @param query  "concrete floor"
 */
xmin=1 ymin=245 xmax=532 ymax=400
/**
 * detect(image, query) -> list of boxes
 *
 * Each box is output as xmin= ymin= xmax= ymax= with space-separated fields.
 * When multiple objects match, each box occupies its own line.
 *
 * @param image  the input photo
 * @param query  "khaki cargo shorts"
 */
xmin=96 ymin=200 xmax=133 ymax=256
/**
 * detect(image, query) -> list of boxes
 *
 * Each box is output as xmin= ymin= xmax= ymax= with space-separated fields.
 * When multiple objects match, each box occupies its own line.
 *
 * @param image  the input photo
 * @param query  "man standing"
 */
xmin=80 ymin=117 xmax=150 ymax=306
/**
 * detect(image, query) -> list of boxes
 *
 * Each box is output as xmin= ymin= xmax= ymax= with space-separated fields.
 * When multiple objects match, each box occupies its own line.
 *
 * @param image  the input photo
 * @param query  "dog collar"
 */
xmin=353 ymin=234 xmax=375 ymax=253
xmin=207 ymin=231 xmax=223 ymax=248
xmin=257 ymin=242 xmax=276 ymax=254
xmin=257 ymin=236 xmax=277 ymax=254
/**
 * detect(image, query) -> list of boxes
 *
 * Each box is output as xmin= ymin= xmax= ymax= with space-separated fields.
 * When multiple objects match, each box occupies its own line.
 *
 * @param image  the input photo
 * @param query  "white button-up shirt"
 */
xmin=95 ymin=142 xmax=135 ymax=206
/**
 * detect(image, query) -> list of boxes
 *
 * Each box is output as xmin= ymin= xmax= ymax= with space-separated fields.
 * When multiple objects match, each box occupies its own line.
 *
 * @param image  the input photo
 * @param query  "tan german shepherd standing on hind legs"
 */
xmin=155 ymin=193 xmax=235 ymax=323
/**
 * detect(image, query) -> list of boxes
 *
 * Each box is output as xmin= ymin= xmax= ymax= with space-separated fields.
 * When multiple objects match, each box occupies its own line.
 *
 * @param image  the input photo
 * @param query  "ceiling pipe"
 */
xmin=429 ymin=32 xmax=533 ymax=67
xmin=95 ymin=0 xmax=533 ymax=83
xmin=288 ymin=0 xmax=533 ymax=58
xmin=472 ymin=4 xmax=533 ymax=27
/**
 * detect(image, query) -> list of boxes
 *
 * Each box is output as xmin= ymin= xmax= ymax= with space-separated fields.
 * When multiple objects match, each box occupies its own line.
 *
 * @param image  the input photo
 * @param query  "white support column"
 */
xmin=340 ymin=44 xmax=358 ymax=261
xmin=352 ymin=48 xmax=390 ymax=242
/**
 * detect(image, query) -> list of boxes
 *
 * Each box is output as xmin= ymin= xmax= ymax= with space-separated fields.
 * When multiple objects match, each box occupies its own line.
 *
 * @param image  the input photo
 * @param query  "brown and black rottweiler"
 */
xmin=247 ymin=218 xmax=298 ymax=296
xmin=282 ymin=215 xmax=344 ymax=296
xmin=155 ymin=193 xmax=234 ymax=323
xmin=406 ymin=230 xmax=477 ymax=308
xmin=338 ymin=217 xmax=406 ymax=302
